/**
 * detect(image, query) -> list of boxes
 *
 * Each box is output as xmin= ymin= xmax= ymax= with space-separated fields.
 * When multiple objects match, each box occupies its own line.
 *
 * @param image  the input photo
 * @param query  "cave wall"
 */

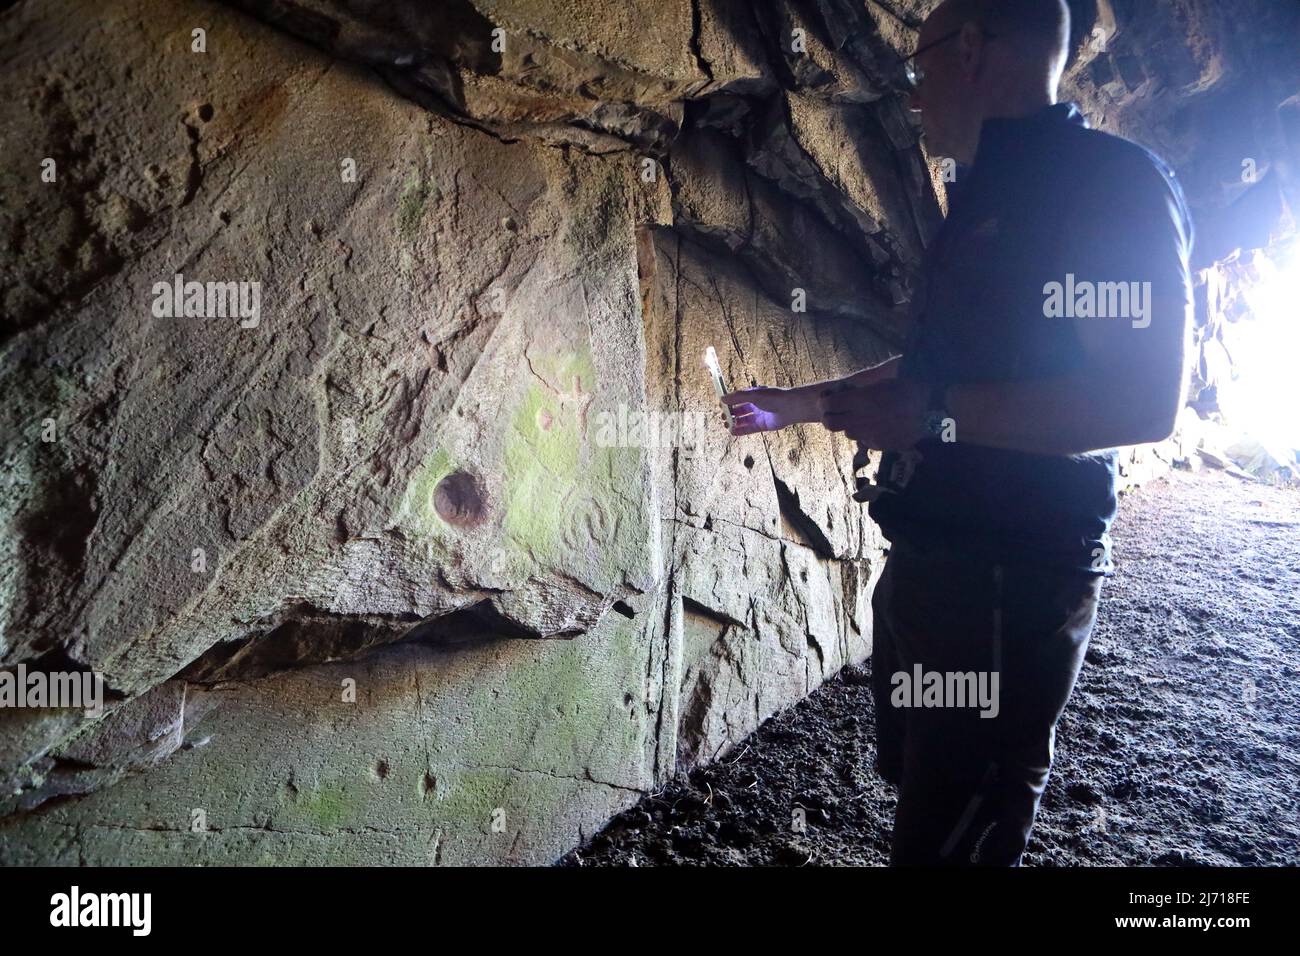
xmin=4 ymin=0 xmax=1290 ymax=865
xmin=0 ymin=0 xmax=911 ymax=864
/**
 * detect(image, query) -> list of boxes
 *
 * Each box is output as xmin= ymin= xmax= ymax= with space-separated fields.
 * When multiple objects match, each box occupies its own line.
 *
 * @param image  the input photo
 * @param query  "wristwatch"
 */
xmin=923 ymin=382 xmax=950 ymax=440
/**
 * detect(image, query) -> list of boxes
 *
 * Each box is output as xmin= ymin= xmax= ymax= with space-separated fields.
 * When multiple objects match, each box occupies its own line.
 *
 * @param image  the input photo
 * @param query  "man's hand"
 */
xmin=818 ymin=379 xmax=928 ymax=450
xmin=721 ymin=386 xmax=819 ymax=435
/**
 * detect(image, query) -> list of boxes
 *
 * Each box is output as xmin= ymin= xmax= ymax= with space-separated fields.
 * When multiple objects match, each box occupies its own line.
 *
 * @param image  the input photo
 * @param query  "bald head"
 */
xmin=909 ymin=0 xmax=1072 ymax=163
xmin=930 ymin=0 xmax=1072 ymax=79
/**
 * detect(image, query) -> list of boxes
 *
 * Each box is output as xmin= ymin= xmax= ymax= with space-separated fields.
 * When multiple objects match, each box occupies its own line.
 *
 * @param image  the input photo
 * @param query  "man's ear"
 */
xmin=957 ymin=21 xmax=986 ymax=78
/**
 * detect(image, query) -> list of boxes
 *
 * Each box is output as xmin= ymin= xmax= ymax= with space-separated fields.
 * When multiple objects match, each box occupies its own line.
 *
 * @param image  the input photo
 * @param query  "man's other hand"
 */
xmin=819 ymin=380 xmax=927 ymax=450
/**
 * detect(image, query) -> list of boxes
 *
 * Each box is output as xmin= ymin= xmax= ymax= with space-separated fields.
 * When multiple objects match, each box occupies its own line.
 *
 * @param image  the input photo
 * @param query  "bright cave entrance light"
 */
xmin=1218 ymin=245 xmax=1300 ymax=458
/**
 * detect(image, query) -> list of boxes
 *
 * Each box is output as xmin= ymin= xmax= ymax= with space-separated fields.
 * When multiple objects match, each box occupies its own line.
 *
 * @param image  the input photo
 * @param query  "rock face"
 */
xmin=0 ymin=0 xmax=918 ymax=864
xmin=1 ymin=0 xmax=1294 ymax=864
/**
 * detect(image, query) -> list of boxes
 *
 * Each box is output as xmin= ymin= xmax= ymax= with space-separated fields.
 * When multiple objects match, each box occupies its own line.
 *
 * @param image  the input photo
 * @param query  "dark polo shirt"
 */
xmin=868 ymin=102 xmax=1194 ymax=575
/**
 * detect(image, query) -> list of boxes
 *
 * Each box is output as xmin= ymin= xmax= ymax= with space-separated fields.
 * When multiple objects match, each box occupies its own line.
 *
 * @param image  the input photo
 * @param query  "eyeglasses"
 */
xmin=895 ymin=25 xmax=1000 ymax=90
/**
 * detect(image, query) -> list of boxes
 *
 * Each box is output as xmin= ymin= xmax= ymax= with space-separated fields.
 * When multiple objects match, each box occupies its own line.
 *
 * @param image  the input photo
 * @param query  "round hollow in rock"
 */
xmin=433 ymin=470 xmax=488 ymax=528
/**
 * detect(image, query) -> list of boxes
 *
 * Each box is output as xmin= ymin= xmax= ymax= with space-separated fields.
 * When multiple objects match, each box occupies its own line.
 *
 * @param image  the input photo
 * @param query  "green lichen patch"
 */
xmin=279 ymin=782 xmax=354 ymax=831
xmin=396 ymin=167 xmax=438 ymax=240
xmin=502 ymin=350 xmax=600 ymax=562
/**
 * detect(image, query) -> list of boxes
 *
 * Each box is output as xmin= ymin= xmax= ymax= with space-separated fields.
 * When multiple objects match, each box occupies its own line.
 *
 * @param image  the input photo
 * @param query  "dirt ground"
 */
xmin=560 ymin=468 xmax=1300 ymax=866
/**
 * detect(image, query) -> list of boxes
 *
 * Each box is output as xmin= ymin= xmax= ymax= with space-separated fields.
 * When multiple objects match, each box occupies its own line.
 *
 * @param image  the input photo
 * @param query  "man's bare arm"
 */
xmin=844 ymin=356 xmax=903 ymax=389
xmin=945 ymin=297 xmax=1190 ymax=455
xmin=722 ymin=357 xmax=902 ymax=434
xmin=785 ymin=356 xmax=903 ymax=411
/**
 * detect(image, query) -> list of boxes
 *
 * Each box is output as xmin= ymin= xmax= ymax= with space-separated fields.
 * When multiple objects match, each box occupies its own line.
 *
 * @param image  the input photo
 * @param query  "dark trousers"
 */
xmin=870 ymin=539 xmax=1102 ymax=865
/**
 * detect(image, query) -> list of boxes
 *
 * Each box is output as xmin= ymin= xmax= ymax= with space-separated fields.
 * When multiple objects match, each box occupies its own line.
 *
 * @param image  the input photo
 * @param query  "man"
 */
xmin=722 ymin=0 xmax=1193 ymax=865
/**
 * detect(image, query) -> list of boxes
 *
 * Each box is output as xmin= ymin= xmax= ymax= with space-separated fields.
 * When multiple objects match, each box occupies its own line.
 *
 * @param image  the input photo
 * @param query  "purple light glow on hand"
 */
xmin=727 ymin=401 xmax=779 ymax=435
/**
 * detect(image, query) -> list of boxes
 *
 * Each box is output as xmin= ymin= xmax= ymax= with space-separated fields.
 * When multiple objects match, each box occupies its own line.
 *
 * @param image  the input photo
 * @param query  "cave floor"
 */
xmin=561 ymin=468 xmax=1300 ymax=866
